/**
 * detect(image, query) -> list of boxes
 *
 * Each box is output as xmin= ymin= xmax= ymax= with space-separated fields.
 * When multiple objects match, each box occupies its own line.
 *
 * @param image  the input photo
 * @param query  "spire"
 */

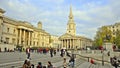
xmin=69 ymin=5 xmax=73 ymax=19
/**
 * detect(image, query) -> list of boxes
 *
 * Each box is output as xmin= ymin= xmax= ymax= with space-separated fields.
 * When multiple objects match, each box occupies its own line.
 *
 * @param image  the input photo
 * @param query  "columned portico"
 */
xmin=19 ymin=29 xmax=22 ymax=45
xmin=18 ymin=27 xmax=33 ymax=48
xmin=61 ymin=38 xmax=79 ymax=49
xmin=59 ymin=6 xmax=93 ymax=49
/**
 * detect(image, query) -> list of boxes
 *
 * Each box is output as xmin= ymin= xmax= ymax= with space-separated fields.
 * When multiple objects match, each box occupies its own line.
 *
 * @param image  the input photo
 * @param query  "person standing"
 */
xmin=63 ymin=58 xmax=67 ymax=68
xmin=54 ymin=49 xmax=56 ymax=56
xmin=50 ymin=48 xmax=53 ymax=57
xmin=26 ymin=47 xmax=31 ymax=59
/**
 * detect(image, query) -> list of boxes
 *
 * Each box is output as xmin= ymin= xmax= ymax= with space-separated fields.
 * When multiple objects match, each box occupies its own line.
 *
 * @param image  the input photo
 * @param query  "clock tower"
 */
xmin=66 ymin=6 xmax=76 ymax=36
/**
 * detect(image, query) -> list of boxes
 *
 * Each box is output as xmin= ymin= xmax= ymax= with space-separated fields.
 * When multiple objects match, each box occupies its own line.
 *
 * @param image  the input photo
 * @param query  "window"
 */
xmin=33 ymin=41 xmax=35 ymax=45
xmin=117 ymin=29 xmax=119 ymax=31
xmin=1 ymin=37 xmax=2 ymax=42
xmin=112 ymin=26 xmax=114 ymax=28
xmin=7 ymin=28 xmax=9 ymax=32
xmin=113 ymin=29 xmax=115 ymax=32
xmin=113 ymin=33 xmax=115 ymax=35
xmin=37 ymin=42 xmax=38 ymax=45
xmin=13 ymin=29 xmax=15 ymax=34
xmin=6 ymin=37 xmax=9 ymax=44
xmin=12 ymin=38 xmax=15 ymax=44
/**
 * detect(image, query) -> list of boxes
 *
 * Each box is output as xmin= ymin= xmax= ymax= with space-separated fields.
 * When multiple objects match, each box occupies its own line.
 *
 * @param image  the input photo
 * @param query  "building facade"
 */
xmin=0 ymin=8 xmax=50 ymax=51
xmin=107 ymin=22 xmax=120 ymax=38
xmin=50 ymin=35 xmax=61 ymax=48
xmin=59 ymin=6 xmax=93 ymax=49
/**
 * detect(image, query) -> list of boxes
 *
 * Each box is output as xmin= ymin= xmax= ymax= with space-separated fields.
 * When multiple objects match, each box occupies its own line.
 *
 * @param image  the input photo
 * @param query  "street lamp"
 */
xmin=102 ymin=37 xmax=106 ymax=66
xmin=102 ymin=49 xmax=104 ymax=66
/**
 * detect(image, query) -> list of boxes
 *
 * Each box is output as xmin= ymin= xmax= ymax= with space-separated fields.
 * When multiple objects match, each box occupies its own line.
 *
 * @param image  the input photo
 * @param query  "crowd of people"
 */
xmin=22 ymin=59 xmax=53 ymax=68
xmin=23 ymin=47 xmax=76 ymax=68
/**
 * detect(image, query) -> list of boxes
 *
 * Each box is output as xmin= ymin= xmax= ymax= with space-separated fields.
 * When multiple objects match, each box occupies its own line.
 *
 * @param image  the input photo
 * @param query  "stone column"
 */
xmin=81 ymin=40 xmax=83 ymax=48
xmin=19 ymin=29 xmax=22 ymax=45
xmin=63 ymin=40 xmax=65 ymax=47
xmin=28 ymin=31 xmax=30 ymax=46
xmin=30 ymin=32 xmax=32 ymax=46
xmin=73 ymin=39 xmax=74 ymax=49
xmin=71 ymin=39 xmax=73 ymax=49
xmin=61 ymin=40 xmax=63 ymax=48
xmin=65 ymin=39 xmax=67 ymax=48
xmin=62 ymin=40 xmax=64 ymax=48
xmin=67 ymin=39 xmax=68 ymax=49
xmin=66 ymin=39 xmax=67 ymax=49
xmin=80 ymin=39 xmax=81 ymax=48
xmin=70 ymin=39 xmax=71 ymax=49
xmin=23 ymin=29 xmax=26 ymax=45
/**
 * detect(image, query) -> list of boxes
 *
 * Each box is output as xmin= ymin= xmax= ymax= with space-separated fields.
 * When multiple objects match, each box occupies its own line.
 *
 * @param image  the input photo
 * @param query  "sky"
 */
xmin=0 ymin=0 xmax=120 ymax=40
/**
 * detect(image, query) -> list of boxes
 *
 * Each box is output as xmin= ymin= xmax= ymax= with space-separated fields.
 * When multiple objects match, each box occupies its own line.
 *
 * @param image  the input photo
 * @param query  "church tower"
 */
xmin=37 ymin=21 xmax=42 ymax=29
xmin=66 ymin=5 xmax=76 ymax=36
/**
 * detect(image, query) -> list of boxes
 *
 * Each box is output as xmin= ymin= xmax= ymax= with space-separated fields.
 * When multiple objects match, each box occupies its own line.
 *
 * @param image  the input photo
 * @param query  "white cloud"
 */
xmin=0 ymin=0 xmax=120 ymax=39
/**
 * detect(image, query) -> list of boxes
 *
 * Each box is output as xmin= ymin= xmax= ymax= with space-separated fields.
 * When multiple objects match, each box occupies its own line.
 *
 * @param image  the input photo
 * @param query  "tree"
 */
xmin=114 ymin=30 xmax=120 ymax=49
xmin=94 ymin=26 xmax=112 ymax=47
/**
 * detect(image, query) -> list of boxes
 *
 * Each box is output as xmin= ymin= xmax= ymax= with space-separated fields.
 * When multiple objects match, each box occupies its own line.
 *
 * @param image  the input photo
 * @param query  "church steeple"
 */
xmin=69 ymin=5 xmax=73 ymax=19
xmin=66 ymin=5 xmax=76 ymax=36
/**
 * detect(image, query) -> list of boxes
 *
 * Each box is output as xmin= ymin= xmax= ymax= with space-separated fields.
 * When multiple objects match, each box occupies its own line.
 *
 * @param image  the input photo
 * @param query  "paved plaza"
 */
xmin=0 ymin=50 xmax=119 ymax=68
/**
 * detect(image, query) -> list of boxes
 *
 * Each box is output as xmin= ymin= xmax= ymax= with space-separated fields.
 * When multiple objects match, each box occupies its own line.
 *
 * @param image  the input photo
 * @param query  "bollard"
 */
xmin=88 ymin=57 xmax=89 ymax=62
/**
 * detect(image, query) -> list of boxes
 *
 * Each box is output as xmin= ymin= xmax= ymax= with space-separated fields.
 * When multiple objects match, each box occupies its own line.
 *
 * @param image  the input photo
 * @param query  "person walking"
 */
xmin=50 ymin=48 xmax=53 ymax=57
xmin=26 ymin=47 xmax=31 ymax=59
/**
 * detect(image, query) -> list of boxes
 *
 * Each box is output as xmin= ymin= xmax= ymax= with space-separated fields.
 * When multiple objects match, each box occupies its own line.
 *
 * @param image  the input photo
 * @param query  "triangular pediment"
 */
xmin=59 ymin=33 xmax=75 ymax=39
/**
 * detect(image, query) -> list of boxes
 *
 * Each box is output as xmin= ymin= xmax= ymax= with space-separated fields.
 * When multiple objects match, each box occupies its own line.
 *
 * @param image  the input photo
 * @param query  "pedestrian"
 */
xmin=22 ymin=60 xmax=28 ymax=68
xmin=69 ymin=54 xmax=75 ymax=68
xmin=47 ymin=61 xmax=53 ymax=68
xmin=66 ymin=51 xmax=70 ymax=57
xmin=50 ymin=48 xmax=53 ymax=57
xmin=0 ymin=47 xmax=1 ymax=52
xmin=27 ymin=60 xmax=31 ymax=68
xmin=63 ymin=58 xmax=67 ymax=68
xmin=107 ymin=51 xmax=110 ymax=56
xmin=60 ymin=49 xmax=63 ymax=57
xmin=36 ymin=62 xmax=42 ymax=68
xmin=54 ymin=49 xmax=56 ymax=56
xmin=26 ymin=47 xmax=31 ymax=59
xmin=113 ymin=56 xmax=118 ymax=68
xmin=90 ymin=58 xmax=95 ymax=64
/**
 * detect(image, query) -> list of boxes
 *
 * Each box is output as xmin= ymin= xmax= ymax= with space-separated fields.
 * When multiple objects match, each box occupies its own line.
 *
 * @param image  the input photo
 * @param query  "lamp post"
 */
xmin=102 ymin=37 xmax=106 ymax=66
xmin=102 ymin=48 xmax=104 ymax=66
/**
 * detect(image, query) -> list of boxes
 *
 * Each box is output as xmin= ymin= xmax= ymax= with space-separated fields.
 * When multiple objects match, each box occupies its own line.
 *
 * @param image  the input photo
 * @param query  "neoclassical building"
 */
xmin=0 ymin=8 xmax=50 ymax=51
xmin=59 ymin=6 xmax=93 ymax=49
xmin=107 ymin=22 xmax=120 ymax=38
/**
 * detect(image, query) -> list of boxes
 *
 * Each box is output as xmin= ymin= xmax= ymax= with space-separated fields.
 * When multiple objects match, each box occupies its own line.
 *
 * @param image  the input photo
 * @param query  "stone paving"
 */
xmin=0 ymin=50 xmax=119 ymax=68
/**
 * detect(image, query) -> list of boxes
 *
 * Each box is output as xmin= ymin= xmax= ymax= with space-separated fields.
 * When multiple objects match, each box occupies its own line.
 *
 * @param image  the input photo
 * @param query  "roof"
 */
xmin=0 ymin=8 xmax=5 ymax=13
xmin=59 ymin=33 xmax=77 ymax=40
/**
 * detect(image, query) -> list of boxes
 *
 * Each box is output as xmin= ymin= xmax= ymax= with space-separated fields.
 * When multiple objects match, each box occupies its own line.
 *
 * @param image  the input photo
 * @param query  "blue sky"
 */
xmin=0 ymin=0 xmax=120 ymax=40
